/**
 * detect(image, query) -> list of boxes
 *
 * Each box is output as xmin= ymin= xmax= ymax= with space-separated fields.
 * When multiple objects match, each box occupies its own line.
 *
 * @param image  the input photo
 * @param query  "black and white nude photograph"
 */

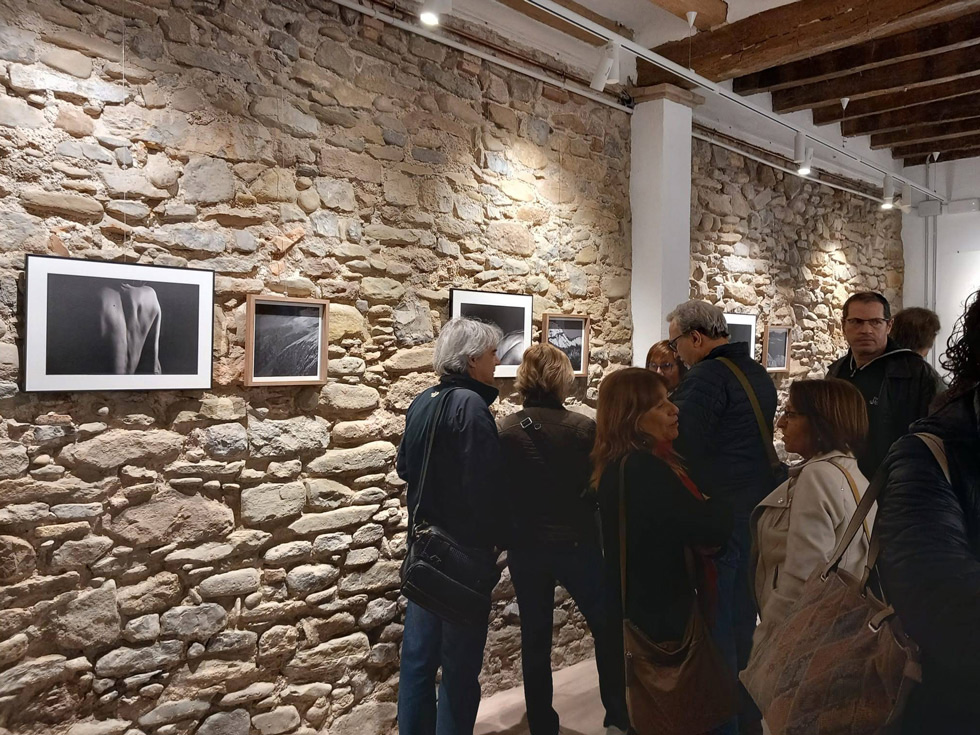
xmin=543 ymin=314 xmax=590 ymax=377
xmin=449 ymin=289 xmax=533 ymax=378
xmin=24 ymin=255 xmax=214 ymax=392
xmin=245 ymin=295 xmax=329 ymax=386
xmin=764 ymin=324 xmax=792 ymax=373
xmin=724 ymin=312 xmax=758 ymax=358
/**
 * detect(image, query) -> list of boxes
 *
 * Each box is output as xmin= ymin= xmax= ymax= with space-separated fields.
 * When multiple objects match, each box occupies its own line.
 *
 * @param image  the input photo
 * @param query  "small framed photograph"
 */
xmin=24 ymin=254 xmax=214 ymax=392
xmin=724 ymin=313 xmax=757 ymax=354
xmin=542 ymin=314 xmax=590 ymax=378
xmin=449 ymin=288 xmax=533 ymax=378
xmin=763 ymin=324 xmax=792 ymax=373
xmin=245 ymin=295 xmax=329 ymax=387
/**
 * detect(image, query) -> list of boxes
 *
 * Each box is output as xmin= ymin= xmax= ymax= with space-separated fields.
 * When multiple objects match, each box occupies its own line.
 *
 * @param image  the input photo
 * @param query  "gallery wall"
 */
xmin=0 ymin=1 xmax=632 ymax=732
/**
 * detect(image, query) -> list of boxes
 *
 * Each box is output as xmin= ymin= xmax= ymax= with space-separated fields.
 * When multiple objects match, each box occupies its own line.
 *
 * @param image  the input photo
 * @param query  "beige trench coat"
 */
xmin=749 ymin=452 xmax=876 ymax=651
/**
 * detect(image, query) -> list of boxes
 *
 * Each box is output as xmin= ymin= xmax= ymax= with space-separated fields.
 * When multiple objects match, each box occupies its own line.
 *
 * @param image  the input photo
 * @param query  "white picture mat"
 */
xmin=724 ymin=312 xmax=757 ymax=354
xmin=449 ymin=289 xmax=533 ymax=379
xmin=25 ymin=256 xmax=214 ymax=391
xmin=249 ymin=298 xmax=326 ymax=384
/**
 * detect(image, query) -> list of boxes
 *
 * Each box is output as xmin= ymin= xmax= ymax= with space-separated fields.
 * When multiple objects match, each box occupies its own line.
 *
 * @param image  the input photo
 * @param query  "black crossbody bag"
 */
xmin=400 ymin=387 xmax=501 ymax=627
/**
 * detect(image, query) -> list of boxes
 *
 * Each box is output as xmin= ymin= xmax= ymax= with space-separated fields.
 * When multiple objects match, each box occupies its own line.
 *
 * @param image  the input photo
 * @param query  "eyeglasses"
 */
xmin=781 ymin=409 xmax=806 ymax=420
xmin=667 ymin=331 xmax=691 ymax=352
xmin=843 ymin=317 xmax=889 ymax=329
xmin=650 ymin=363 xmax=677 ymax=371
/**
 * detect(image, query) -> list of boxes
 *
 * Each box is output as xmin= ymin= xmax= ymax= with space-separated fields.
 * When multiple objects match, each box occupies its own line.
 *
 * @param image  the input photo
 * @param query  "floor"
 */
xmin=474 ymin=658 xmax=606 ymax=735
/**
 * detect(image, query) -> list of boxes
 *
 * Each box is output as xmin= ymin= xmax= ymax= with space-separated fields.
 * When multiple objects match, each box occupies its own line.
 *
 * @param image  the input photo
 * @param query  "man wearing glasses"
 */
xmin=827 ymin=292 xmax=940 ymax=479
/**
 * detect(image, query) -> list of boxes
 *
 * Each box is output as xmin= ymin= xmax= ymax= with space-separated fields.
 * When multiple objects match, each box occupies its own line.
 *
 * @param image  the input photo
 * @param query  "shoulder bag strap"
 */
xmin=409 ymin=386 xmax=459 ymax=538
xmin=716 ymin=357 xmax=782 ymax=478
xmin=821 ymin=465 xmax=882 ymax=581
xmin=914 ymin=432 xmax=951 ymax=484
xmin=827 ymin=459 xmax=871 ymax=541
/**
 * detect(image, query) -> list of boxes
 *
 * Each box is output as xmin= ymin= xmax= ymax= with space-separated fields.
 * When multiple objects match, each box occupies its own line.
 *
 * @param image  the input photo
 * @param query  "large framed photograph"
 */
xmin=763 ymin=324 xmax=792 ymax=373
xmin=24 ymin=255 xmax=214 ymax=392
xmin=245 ymin=294 xmax=329 ymax=387
xmin=449 ymin=288 xmax=532 ymax=378
xmin=542 ymin=313 xmax=590 ymax=378
xmin=724 ymin=313 xmax=757 ymax=355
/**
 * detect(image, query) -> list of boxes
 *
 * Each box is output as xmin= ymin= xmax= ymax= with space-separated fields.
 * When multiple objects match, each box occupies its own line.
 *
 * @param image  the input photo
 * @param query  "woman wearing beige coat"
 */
xmin=749 ymin=379 xmax=875 ymax=651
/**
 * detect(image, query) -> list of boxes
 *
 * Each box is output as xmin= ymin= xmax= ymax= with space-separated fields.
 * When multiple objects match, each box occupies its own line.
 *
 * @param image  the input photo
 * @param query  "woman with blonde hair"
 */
xmin=592 ymin=367 xmax=733 ymax=732
xmin=645 ymin=340 xmax=687 ymax=393
xmin=498 ymin=343 xmax=629 ymax=735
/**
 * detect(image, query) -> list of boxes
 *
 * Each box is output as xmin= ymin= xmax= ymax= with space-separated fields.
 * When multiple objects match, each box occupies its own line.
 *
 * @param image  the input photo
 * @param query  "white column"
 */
xmin=629 ymin=85 xmax=701 ymax=366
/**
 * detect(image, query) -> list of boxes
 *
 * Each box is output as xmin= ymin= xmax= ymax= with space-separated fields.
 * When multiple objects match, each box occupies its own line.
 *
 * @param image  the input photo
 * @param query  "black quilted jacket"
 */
xmin=672 ymin=341 xmax=778 ymax=512
xmin=877 ymin=387 xmax=980 ymax=733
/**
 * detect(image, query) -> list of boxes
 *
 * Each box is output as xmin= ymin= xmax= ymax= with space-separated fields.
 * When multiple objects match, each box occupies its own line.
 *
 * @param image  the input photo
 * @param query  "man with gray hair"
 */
xmin=667 ymin=300 xmax=778 ymax=735
xmin=396 ymin=316 xmax=506 ymax=735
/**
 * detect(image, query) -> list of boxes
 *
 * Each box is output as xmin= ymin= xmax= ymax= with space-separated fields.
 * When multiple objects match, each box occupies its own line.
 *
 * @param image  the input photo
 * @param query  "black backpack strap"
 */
xmin=409 ymin=387 xmax=459 ymax=537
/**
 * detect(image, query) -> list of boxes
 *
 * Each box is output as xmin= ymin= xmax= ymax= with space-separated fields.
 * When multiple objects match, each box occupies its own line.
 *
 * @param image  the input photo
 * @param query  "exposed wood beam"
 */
xmin=893 ymin=132 xmax=980 ymax=158
xmin=905 ymin=147 xmax=980 ymax=165
xmin=840 ymin=92 xmax=980 ymax=136
xmin=734 ymin=11 xmax=980 ymax=95
xmin=638 ymin=0 xmax=979 ymax=85
xmin=812 ymin=76 xmax=980 ymax=124
xmin=493 ymin=0 xmax=633 ymax=46
xmin=771 ymin=44 xmax=980 ymax=113
xmin=644 ymin=0 xmax=728 ymax=30
xmin=870 ymin=116 xmax=980 ymax=149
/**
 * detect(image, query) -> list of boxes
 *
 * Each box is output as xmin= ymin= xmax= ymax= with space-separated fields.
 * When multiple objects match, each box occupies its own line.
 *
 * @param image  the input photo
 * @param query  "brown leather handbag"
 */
xmin=618 ymin=458 xmax=736 ymax=735
xmin=739 ymin=434 xmax=949 ymax=734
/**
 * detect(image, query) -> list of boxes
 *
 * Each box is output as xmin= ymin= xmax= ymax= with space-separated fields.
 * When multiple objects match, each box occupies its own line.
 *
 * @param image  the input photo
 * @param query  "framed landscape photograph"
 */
xmin=542 ymin=313 xmax=590 ymax=378
xmin=724 ymin=312 xmax=757 ymax=356
xmin=24 ymin=255 xmax=214 ymax=392
xmin=763 ymin=324 xmax=792 ymax=373
xmin=245 ymin=295 xmax=329 ymax=387
xmin=449 ymin=288 xmax=533 ymax=378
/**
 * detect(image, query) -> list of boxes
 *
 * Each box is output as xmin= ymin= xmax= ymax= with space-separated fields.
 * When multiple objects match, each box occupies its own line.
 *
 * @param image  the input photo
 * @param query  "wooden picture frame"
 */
xmin=542 ymin=313 xmax=590 ymax=378
xmin=449 ymin=288 xmax=533 ymax=379
xmin=763 ymin=324 xmax=792 ymax=373
xmin=245 ymin=294 xmax=329 ymax=387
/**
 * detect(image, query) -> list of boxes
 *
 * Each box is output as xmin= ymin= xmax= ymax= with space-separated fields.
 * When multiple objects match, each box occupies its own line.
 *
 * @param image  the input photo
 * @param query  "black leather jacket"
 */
xmin=497 ymin=399 xmax=598 ymax=546
xmin=877 ymin=387 xmax=980 ymax=732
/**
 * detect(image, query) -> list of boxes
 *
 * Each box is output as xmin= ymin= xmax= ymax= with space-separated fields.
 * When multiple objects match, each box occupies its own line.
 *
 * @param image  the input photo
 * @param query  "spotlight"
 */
xmin=798 ymin=148 xmax=814 ymax=176
xmin=686 ymin=11 xmax=698 ymax=28
xmin=793 ymin=131 xmax=813 ymax=175
xmin=899 ymin=182 xmax=913 ymax=213
xmin=420 ymin=0 xmax=451 ymax=26
xmin=881 ymin=174 xmax=895 ymax=210
xmin=590 ymin=42 xmax=622 ymax=91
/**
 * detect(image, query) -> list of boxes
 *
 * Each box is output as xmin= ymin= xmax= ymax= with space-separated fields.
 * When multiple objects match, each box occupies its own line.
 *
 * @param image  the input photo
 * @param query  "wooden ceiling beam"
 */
xmin=643 ymin=0 xmax=728 ymax=31
xmin=771 ymin=44 xmax=980 ymax=113
xmin=638 ymin=0 xmax=978 ymax=85
xmin=870 ymin=116 xmax=980 ymax=149
xmin=493 ymin=0 xmax=633 ymax=46
xmin=905 ymin=147 xmax=980 ymax=165
xmin=840 ymin=92 xmax=980 ymax=136
xmin=812 ymin=76 xmax=980 ymax=124
xmin=734 ymin=11 xmax=980 ymax=95
xmin=893 ymin=132 xmax=980 ymax=158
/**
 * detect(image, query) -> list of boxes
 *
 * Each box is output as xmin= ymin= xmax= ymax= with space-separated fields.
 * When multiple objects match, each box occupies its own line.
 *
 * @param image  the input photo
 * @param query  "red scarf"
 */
xmin=652 ymin=441 xmax=719 ymax=622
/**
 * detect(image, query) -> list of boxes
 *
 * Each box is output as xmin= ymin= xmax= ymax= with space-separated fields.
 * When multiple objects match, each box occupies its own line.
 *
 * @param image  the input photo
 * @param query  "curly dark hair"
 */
xmin=941 ymin=289 xmax=980 ymax=397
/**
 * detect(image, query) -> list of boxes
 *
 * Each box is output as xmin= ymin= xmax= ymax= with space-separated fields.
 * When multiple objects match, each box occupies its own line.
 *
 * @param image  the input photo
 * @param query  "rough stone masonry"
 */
xmin=0 ymin=0 xmax=632 ymax=733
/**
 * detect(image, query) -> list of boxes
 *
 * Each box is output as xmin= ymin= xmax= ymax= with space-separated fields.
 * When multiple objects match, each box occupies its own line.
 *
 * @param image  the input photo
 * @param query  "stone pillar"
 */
xmin=629 ymin=84 xmax=703 ymax=366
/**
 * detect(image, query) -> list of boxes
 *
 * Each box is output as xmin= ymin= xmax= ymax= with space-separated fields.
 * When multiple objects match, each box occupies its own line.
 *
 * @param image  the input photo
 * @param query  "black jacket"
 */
xmin=827 ymin=340 xmax=940 ymax=479
xmin=497 ymin=399 xmax=598 ymax=547
xmin=877 ymin=387 xmax=980 ymax=733
xmin=672 ymin=342 xmax=779 ymax=512
xmin=598 ymin=451 xmax=732 ymax=643
xmin=396 ymin=374 xmax=503 ymax=550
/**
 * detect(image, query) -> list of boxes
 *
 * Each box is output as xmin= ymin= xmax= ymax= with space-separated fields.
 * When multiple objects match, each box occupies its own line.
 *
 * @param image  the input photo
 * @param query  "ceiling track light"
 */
xmin=420 ymin=0 xmax=451 ymax=26
xmin=881 ymin=174 xmax=895 ymax=210
xmin=899 ymin=182 xmax=913 ymax=214
xmin=793 ymin=132 xmax=814 ymax=175
xmin=798 ymin=147 xmax=814 ymax=176
xmin=590 ymin=41 xmax=622 ymax=91
xmin=686 ymin=11 xmax=698 ymax=28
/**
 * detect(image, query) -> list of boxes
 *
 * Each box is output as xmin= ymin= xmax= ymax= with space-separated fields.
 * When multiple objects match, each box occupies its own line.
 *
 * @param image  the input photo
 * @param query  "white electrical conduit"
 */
xmin=692 ymin=131 xmax=884 ymax=205
xmin=521 ymin=0 xmax=948 ymax=204
xmin=327 ymin=0 xmax=634 ymax=114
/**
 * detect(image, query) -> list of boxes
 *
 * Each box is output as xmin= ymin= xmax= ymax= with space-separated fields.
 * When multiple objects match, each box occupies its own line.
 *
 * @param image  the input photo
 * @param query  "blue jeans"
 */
xmin=398 ymin=600 xmax=489 ymax=735
xmin=509 ymin=543 xmax=630 ymax=735
xmin=711 ymin=513 xmax=760 ymax=735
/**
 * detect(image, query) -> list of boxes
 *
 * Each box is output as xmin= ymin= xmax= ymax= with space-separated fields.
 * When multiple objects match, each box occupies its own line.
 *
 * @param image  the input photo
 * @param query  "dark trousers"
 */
xmin=711 ymin=513 xmax=759 ymax=735
xmin=509 ymin=543 xmax=630 ymax=735
xmin=397 ymin=600 xmax=489 ymax=735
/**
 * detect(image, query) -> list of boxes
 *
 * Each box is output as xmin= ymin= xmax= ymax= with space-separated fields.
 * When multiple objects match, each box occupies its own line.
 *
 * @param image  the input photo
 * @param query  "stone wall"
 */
xmin=0 ymin=1 xmax=632 ymax=732
xmin=689 ymin=136 xmax=904 ymax=401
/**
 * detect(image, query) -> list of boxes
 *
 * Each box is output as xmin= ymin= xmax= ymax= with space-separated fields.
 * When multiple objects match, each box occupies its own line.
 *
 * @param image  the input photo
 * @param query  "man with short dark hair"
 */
xmin=827 ymin=292 xmax=940 ymax=479
xmin=891 ymin=306 xmax=941 ymax=357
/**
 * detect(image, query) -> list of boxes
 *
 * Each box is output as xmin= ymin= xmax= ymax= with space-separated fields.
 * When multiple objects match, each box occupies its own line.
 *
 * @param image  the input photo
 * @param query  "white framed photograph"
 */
xmin=245 ymin=295 xmax=329 ymax=387
xmin=763 ymin=324 xmax=792 ymax=373
xmin=24 ymin=255 xmax=214 ymax=392
xmin=724 ymin=312 xmax=757 ymax=355
xmin=449 ymin=288 xmax=533 ymax=379
xmin=542 ymin=313 xmax=590 ymax=378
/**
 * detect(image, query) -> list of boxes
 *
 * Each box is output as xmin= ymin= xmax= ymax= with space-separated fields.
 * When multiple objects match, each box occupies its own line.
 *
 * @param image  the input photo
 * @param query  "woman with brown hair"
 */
xmin=593 ymin=368 xmax=733 ymax=730
xmin=748 ymin=379 xmax=873 ymax=654
xmin=645 ymin=340 xmax=687 ymax=393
